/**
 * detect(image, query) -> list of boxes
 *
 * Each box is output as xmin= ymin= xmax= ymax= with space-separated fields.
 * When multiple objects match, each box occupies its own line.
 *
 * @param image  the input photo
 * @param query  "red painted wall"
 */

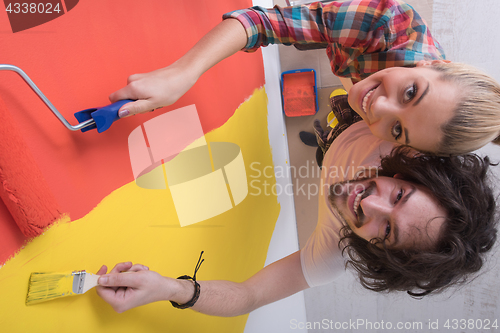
xmin=0 ymin=0 xmax=265 ymax=263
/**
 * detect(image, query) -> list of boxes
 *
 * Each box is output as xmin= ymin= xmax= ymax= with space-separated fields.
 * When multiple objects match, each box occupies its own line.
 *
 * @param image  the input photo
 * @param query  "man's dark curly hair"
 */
xmin=335 ymin=146 xmax=498 ymax=297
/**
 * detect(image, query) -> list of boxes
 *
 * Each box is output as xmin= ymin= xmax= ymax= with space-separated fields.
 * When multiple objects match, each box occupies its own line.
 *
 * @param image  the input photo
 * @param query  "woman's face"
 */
xmin=348 ymin=62 xmax=459 ymax=152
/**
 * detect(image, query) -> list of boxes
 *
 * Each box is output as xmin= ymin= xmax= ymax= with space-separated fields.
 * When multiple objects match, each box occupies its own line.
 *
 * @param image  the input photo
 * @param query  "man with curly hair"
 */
xmin=95 ymin=121 xmax=497 ymax=315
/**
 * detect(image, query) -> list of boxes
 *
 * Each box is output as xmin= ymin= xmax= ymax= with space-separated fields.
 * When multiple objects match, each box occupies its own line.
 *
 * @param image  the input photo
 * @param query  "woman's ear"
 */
xmin=416 ymin=60 xmax=432 ymax=67
xmin=416 ymin=59 xmax=452 ymax=67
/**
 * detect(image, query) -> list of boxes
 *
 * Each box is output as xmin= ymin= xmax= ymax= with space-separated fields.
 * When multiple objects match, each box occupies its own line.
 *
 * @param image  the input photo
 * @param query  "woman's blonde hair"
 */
xmin=430 ymin=62 xmax=500 ymax=155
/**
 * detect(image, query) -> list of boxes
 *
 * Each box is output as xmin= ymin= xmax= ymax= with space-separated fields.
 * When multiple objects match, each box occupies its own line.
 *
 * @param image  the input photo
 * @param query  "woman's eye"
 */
xmin=391 ymin=122 xmax=402 ymax=140
xmin=403 ymin=83 xmax=418 ymax=103
xmin=385 ymin=223 xmax=391 ymax=238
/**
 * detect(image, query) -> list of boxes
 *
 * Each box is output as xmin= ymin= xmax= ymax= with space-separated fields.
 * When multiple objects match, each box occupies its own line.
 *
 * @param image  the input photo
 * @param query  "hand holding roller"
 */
xmin=0 ymin=64 xmax=132 ymax=133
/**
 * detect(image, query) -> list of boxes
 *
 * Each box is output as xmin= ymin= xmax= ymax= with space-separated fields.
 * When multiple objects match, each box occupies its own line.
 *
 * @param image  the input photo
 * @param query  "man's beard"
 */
xmin=328 ymin=179 xmax=376 ymax=228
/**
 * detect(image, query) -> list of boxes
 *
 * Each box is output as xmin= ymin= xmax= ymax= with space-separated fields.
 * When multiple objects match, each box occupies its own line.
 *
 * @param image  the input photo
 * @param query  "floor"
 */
xmin=279 ymin=0 xmax=500 ymax=331
xmin=284 ymin=86 xmax=340 ymax=249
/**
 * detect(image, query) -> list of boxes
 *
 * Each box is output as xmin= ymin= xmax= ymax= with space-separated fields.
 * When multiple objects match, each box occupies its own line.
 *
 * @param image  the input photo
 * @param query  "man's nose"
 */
xmin=359 ymin=196 xmax=392 ymax=226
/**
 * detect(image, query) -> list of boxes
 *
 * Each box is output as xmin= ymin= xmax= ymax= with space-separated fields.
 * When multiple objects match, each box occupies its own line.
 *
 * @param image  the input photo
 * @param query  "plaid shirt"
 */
xmin=223 ymin=0 xmax=445 ymax=81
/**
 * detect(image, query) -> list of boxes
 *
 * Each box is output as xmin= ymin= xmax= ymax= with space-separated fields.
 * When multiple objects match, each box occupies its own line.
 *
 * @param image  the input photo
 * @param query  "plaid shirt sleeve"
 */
xmin=223 ymin=0 xmax=445 ymax=81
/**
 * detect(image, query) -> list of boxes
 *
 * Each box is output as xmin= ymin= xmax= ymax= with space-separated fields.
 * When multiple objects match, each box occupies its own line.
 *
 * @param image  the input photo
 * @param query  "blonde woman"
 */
xmin=110 ymin=0 xmax=500 ymax=155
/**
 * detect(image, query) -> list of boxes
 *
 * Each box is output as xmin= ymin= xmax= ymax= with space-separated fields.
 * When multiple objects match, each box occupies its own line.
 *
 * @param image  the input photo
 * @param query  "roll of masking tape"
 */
xmin=327 ymin=88 xmax=347 ymax=128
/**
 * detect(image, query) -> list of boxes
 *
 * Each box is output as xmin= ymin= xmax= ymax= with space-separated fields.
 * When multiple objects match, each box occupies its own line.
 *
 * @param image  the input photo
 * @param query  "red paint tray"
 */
xmin=281 ymin=69 xmax=318 ymax=117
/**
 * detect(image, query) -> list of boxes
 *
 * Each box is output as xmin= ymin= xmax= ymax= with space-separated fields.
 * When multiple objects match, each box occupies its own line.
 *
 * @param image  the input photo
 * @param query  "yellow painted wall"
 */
xmin=0 ymin=88 xmax=280 ymax=333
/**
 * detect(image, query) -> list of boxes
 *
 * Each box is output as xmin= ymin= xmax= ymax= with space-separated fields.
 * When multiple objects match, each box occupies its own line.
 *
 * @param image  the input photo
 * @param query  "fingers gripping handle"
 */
xmin=74 ymin=99 xmax=134 ymax=133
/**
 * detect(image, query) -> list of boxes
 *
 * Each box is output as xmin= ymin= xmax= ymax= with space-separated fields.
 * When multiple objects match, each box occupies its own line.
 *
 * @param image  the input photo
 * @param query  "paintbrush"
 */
xmin=26 ymin=270 xmax=100 ymax=305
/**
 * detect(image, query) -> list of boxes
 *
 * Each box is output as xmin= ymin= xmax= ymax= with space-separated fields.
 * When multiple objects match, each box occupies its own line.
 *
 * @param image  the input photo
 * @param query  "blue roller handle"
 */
xmin=74 ymin=99 xmax=134 ymax=133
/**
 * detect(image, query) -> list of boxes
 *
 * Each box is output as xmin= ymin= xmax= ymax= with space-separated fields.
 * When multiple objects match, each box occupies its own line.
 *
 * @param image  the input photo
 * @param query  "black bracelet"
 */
xmin=170 ymin=251 xmax=204 ymax=309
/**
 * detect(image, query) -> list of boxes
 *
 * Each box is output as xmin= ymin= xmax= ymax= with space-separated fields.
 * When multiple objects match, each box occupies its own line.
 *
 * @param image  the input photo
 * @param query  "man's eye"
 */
xmin=403 ymin=83 xmax=418 ymax=103
xmin=395 ymin=189 xmax=403 ymax=203
xmin=391 ymin=122 xmax=402 ymax=140
xmin=385 ymin=223 xmax=391 ymax=238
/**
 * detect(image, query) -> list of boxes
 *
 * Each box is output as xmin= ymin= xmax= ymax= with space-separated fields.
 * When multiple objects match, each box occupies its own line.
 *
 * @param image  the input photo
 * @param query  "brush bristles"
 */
xmin=26 ymin=272 xmax=75 ymax=305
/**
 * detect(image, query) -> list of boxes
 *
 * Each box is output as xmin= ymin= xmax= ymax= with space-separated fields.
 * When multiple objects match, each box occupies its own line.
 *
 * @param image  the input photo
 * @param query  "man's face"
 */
xmin=329 ymin=176 xmax=446 ymax=250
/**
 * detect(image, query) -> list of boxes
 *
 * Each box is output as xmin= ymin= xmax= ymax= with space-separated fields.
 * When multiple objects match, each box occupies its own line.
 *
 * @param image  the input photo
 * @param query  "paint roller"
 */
xmin=0 ymin=64 xmax=132 ymax=237
xmin=0 ymin=95 xmax=62 ymax=237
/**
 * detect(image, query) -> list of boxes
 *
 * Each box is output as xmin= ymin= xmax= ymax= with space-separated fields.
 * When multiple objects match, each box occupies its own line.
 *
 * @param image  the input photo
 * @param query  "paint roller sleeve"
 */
xmin=0 ymin=96 xmax=64 ymax=237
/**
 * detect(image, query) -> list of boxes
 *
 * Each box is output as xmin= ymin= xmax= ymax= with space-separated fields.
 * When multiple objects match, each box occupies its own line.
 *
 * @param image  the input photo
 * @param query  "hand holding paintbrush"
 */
xmin=25 ymin=262 xmax=151 ymax=306
xmin=26 ymin=253 xmax=204 ymax=312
